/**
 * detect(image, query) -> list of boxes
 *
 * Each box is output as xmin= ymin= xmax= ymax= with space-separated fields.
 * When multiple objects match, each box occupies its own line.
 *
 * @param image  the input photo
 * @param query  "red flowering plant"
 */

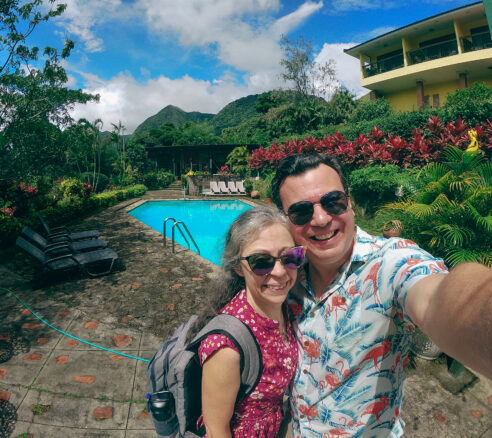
xmin=219 ymin=165 xmax=231 ymax=178
xmin=0 ymin=180 xmax=41 ymax=218
xmin=247 ymin=117 xmax=492 ymax=175
xmin=83 ymin=182 xmax=93 ymax=199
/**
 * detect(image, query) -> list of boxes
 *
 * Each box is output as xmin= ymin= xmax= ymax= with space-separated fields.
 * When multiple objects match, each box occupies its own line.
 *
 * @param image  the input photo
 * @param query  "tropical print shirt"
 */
xmin=287 ymin=227 xmax=447 ymax=438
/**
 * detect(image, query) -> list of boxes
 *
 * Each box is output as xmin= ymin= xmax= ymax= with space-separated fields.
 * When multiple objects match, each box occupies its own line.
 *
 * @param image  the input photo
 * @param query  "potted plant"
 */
xmin=243 ymin=179 xmax=253 ymax=196
xmin=382 ymin=220 xmax=403 ymax=238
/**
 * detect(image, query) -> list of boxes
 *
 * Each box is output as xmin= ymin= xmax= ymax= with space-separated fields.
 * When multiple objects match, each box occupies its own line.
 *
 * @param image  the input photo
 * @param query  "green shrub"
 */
xmin=332 ymin=109 xmax=438 ymax=140
xmin=131 ymin=184 xmax=147 ymax=196
xmin=254 ymin=172 xmax=274 ymax=199
xmin=79 ymin=172 xmax=109 ymax=193
xmin=0 ymin=215 xmax=22 ymax=246
xmin=350 ymin=98 xmax=392 ymax=123
xmin=94 ymin=191 xmax=119 ymax=208
xmin=60 ymin=178 xmax=85 ymax=199
xmin=443 ymin=83 xmax=492 ymax=126
xmin=243 ymin=179 xmax=254 ymax=194
xmin=349 ymin=165 xmax=415 ymax=215
xmin=143 ymin=171 xmax=174 ymax=189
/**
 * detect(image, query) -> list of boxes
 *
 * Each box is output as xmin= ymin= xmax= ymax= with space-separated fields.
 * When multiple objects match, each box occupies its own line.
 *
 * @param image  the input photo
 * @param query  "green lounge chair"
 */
xmin=21 ymin=226 xmax=107 ymax=256
xmin=16 ymin=236 xmax=118 ymax=279
xmin=37 ymin=212 xmax=100 ymax=242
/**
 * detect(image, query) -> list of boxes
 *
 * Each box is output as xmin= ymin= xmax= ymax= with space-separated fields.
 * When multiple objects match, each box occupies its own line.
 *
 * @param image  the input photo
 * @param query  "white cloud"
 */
xmin=52 ymin=0 xmax=127 ymax=52
xmin=314 ymin=43 xmax=369 ymax=98
xmin=137 ymin=0 xmax=323 ymax=74
xmin=328 ymin=0 xmax=399 ymax=12
xmin=364 ymin=26 xmax=396 ymax=40
xmin=328 ymin=0 xmax=461 ymax=12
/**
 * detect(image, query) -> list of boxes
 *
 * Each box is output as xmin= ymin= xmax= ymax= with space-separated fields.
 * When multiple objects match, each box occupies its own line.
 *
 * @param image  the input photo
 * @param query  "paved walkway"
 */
xmin=0 ymin=194 xmax=491 ymax=437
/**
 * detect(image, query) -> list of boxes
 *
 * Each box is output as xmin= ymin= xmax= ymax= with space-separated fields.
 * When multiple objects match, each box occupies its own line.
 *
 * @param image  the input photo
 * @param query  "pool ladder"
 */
xmin=163 ymin=217 xmax=200 ymax=255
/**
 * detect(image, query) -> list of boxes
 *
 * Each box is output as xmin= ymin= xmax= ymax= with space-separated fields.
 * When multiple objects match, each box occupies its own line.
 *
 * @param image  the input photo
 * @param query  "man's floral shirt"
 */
xmin=288 ymin=227 xmax=447 ymax=438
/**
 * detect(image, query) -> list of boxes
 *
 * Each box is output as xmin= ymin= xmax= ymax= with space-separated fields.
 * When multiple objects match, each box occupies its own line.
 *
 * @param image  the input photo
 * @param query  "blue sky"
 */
xmin=29 ymin=0 xmax=476 ymax=132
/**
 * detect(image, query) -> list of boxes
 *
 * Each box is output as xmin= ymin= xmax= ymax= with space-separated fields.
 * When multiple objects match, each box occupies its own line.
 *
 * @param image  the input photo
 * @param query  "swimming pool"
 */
xmin=128 ymin=200 xmax=252 ymax=265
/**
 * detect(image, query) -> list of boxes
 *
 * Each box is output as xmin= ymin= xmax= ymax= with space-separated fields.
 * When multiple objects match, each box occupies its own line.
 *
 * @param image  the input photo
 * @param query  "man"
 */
xmin=271 ymin=153 xmax=492 ymax=437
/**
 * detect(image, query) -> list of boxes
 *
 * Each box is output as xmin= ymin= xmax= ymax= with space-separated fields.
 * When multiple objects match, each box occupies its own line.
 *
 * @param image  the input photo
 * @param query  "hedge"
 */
xmin=0 ymin=184 xmax=147 ymax=247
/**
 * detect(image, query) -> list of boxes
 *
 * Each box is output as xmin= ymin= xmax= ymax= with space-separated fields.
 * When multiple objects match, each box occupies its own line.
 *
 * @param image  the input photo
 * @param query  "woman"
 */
xmin=190 ymin=206 xmax=304 ymax=438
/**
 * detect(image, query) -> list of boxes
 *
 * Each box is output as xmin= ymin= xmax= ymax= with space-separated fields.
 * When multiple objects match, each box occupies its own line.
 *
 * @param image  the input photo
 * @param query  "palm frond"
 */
xmin=430 ymin=193 xmax=454 ymax=211
xmin=465 ymin=202 xmax=492 ymax=233
xmin=445 ymin=246 xmax=492 ymax=268
xmin=417 ymin=163 xmax=448 ymax=183
xmin=442 ymin=145 xmax=463 ymax=163
xmin=405 ymin=202 xmax=437 ymax=218
xmin=476 ymin=162 xmax=492 ymax=186
xmin=435 ymin=224 xmax=475 ymax=246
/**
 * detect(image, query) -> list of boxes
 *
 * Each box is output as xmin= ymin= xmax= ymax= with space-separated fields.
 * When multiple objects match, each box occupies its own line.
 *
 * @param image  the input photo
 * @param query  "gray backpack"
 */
xmin=146 ymin=313 xmax=262 ymax=437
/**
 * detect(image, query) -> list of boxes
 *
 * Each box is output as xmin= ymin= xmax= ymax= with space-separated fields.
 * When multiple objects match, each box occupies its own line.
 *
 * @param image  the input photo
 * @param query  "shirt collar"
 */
xmin=298 ymin=227 xmax=383 ymax=299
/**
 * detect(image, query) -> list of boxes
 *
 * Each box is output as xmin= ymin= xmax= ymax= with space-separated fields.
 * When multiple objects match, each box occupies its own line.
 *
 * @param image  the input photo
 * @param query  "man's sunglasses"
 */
xmin=286 ymin=190 xmax=349 ymax=226
xmin=240 ymin=246 xmax=305 ymax=276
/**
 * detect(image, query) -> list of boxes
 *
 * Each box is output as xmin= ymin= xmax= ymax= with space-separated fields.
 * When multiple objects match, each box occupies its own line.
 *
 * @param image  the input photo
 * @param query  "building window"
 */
xmin=433 ymin=94 xmax=440 ymax=109
xmin=423 ymin=95 xmax=430 ymax=109
xmin=376 ymin=49 xmax=404 ymax=74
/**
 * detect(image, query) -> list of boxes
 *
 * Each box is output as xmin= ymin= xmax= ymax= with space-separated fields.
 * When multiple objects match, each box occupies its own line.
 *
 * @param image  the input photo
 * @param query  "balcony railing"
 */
xmin=407 ymin=38 xmax=458 ymax=65
xmin=363 ymin=53 xmax=404 ymax=77
xmin=462 ymin=31 xmax=492 ymax=52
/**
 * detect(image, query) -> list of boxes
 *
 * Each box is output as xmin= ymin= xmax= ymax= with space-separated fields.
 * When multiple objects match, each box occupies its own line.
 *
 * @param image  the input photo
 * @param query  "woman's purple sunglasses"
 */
xmin=240 ymin=246 xmax=305 ymax=276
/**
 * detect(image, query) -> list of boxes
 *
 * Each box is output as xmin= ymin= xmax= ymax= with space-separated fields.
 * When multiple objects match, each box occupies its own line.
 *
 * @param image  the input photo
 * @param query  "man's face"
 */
xmin=279 ymin=164 xmax=356 ymax=272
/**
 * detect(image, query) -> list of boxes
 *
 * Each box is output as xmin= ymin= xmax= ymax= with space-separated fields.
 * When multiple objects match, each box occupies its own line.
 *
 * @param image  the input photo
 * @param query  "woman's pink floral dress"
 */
xmin=199 ymin=289 xmax=298 ymax=437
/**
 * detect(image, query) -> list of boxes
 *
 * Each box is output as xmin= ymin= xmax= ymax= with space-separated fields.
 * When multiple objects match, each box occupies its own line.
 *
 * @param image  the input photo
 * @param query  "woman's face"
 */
xmin=237 ymin=223 xmax=298 ymax=313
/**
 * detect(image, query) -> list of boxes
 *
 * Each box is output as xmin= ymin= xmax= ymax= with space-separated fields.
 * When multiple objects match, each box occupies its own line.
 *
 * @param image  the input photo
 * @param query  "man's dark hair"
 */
xmin=271 ymin=153 xmax=348 ymax=210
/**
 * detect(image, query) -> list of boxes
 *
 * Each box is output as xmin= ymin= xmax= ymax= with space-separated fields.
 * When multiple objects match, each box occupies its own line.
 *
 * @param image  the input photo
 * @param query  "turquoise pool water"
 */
xmin=128 ymin=200 xmax=252 ymax=265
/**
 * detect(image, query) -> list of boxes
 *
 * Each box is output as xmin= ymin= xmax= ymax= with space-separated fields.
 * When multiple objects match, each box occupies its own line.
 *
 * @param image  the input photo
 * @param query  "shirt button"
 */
xmin=309 ymin=312 xmax=315 ymax=317
xmin=341 ymin=297 xmax=346 ymax=303
xmin=303 ymin=340 xmax=310 ymax=347
xmin=299 ymin=395 xmax=304 ymax=399
xmin=303 ymin=369 xmax=308 ymax=374
xmin=300 ymin=415 xmax=305 ymax=419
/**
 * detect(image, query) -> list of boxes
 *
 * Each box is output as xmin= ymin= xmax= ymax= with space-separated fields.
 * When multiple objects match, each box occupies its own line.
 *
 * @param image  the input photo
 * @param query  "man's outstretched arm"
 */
xmin=406 ymin=262 xmax=492 ymax=379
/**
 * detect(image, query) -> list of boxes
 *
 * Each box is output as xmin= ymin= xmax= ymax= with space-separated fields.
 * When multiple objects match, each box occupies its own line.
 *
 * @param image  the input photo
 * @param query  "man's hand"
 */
xmin=406 ymin=263 xmax=492 ymax=379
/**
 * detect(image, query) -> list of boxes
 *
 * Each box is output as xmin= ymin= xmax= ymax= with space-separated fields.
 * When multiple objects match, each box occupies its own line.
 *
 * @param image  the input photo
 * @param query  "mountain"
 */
xmin=133 ymin=105 xmax=214 ymax=136
xmin=132 ymin=94 xmax=262 ymax=137
xmin=209 ymin=94 xmax=260 ymax=133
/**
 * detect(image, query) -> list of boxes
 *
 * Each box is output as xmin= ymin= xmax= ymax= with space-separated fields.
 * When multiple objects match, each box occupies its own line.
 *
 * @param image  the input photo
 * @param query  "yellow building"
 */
xmin=345 ymin=1 xmax=492 ymax=111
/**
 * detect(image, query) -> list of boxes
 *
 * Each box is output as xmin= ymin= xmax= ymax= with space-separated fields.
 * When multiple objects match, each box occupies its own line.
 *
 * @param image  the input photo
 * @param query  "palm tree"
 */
xmin=383 ymin=146 xmax=491 ymax=267
xmin=111 ymin=120 xmax=126 ymax=178
xmin=75 ymin=118 xmax=103 ymax=190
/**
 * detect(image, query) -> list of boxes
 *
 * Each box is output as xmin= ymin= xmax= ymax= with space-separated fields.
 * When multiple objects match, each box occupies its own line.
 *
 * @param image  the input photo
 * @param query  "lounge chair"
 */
xmin=218 ymin=181 xmax=230 ymax=194
xmin=21 ymin=226 xmax=107 ymax=256
xmin=16 ymin=236 xmax=118 ymax=279
xmin=37 ymin=212 xmax=100 ymax=242
xmin=236 ymin=181 xmax=246 ymax=195
xmin=210 ymin=181 xmax=221 ymax=195
xmin=227 ymin=181 xmax=239 ymax=194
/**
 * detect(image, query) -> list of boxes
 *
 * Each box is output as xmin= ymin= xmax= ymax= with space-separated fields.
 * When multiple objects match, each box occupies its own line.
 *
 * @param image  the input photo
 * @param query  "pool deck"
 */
xmin=0 ymin=191 xmax=491 ymax=437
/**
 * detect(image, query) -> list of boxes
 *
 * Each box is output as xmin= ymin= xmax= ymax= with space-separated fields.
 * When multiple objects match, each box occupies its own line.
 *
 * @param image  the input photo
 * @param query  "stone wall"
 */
xmin=187 ymin=175 xmax=238 ymax=195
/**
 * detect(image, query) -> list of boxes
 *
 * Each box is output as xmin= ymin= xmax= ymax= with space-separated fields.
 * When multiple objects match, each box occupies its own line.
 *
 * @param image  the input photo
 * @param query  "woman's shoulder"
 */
xmin=199 ymin=332 xmax=239 ymax=366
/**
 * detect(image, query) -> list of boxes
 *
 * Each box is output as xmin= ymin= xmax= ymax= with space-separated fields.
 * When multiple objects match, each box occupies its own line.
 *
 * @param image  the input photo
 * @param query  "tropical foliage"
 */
xmin=0 ymin=0 xmax=97 ymax=181
xmin=383 ymin=147 xmax=491 ymax=267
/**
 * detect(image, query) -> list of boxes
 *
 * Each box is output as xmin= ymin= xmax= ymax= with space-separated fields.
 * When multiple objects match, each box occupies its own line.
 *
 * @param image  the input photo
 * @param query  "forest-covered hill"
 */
xmin=134 ymin=96 xmax=261 ymax=137
xmin=134 ymin=105 xmax=214 ymax=135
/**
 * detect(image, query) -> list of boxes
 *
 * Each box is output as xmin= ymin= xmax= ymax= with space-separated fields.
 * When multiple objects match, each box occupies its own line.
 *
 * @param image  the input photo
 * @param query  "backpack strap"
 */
xmin=187 ymin=314 xmax=262 ymax=399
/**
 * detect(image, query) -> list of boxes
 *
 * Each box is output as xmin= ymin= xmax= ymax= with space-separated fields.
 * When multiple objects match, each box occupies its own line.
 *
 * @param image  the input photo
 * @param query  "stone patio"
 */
xmin=0 ymin=192 xmax=490 ymax=437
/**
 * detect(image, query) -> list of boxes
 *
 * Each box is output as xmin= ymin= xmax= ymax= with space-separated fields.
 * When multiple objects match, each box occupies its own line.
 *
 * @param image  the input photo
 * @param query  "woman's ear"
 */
xmin=235 ymin=266 xmax=244 ymax=277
